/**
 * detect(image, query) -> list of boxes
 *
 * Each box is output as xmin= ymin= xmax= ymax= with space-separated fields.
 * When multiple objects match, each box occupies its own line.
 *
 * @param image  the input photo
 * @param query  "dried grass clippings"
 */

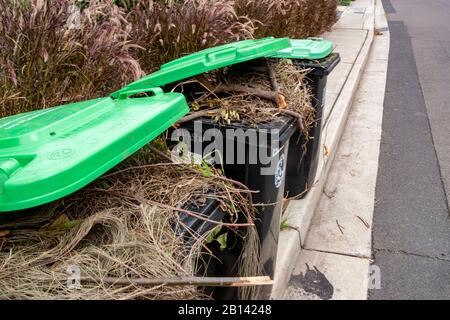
xmin=0 ymin=147 xmax=262 ymax=300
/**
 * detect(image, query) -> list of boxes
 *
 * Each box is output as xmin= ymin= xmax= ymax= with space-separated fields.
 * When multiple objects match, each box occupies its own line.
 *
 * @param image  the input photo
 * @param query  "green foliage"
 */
xmin=280 ymin=217 xmax=291 ymax=231
xmin=205 ymin=225 xmax=228 ymax=250
xmin=215 ymin=232 xmax=228 ymax=251
xmin=197 ymin=159 xmax=214 ymax=178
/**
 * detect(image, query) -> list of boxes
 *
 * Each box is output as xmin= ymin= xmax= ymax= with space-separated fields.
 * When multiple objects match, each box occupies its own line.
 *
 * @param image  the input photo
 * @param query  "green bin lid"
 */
xmin=111 ymin=37 xmax=291 ymax=98
xmin=0 ymin=87 xmax=189 ymax=212
xmin=270 ymin=38 xmax=334 ymax=60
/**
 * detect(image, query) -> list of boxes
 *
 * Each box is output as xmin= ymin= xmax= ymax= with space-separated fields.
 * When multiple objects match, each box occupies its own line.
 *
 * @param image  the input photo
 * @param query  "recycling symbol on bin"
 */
xmin=47 ymin=148 xmax=75 ymax=160
xmin=274 ymin=154 xmax=285 ymax=189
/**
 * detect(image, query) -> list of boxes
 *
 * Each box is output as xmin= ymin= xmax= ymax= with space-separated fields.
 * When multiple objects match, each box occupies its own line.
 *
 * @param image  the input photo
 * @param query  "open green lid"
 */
xmin=111 ymin=37 xmax=291 ymax=98
xmin=0 ymin=88 xmax=189 ymax=212
xmin=270 ymin=38 xmax=334 ymax=60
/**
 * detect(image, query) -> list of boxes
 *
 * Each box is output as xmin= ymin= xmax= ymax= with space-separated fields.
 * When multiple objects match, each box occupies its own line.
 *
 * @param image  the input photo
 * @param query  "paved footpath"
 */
xmin=277 ymin=0 xmax=379 ymax=299
xmin=370 ymin=0 xmax=450 ymax=300
xmin=280 ymin=0 xmax=450 ymax=300
xmin=282 ymin=0 xmax=386 ymax=300
xmin=272 ymin=0 xmax=376 ymax=298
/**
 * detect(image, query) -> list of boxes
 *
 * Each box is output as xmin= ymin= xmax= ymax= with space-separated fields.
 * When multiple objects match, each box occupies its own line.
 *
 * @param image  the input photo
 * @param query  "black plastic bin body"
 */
xmin=172 ymin=115 xmax=297 ymax=298
xmin=283 ymin=53 xmax=341 ymax=199
xmin=178 ymin=197 xmax=243 ymax=300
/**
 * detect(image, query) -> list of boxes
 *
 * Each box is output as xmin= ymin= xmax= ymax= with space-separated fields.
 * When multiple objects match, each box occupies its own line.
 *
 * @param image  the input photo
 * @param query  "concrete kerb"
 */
xmin=271 ymin=0 xmax=377 ymax=299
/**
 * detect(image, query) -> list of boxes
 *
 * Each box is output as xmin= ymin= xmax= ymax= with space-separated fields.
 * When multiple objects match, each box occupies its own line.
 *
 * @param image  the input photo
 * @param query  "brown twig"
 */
xmin=170 ymin=79 xmax=220 ymax=100
xmin=336 ymin=219 xmax=345 ymax=235
xmin=176 ymin=106 xmax=304 ymax=133
xmin=79 ymin=276 xmax=273 ymax=287
xmin=267 ymin=62 xmax=280 ymax=93
xmin=267 ymin=62 xmax=287 ymax=109
xmin=196 ymin=74 xmax=281 ymax=105
xmin=148 ymin=144 xmax=174 ymax=162
xmin=215 ymin=83 xmax=279 ymax=105
xmin=147 ymin=145 xmax=255 ymax=208
xmin=356 ymin=216 xmax=370 ymax=229
xmin=100 ymin=163 xmax=184 ymax=179
xmin=89 ymin=188 xmax=254 ymax=229
xmin=142 ymin=197 xmax=255 ymax=228
xmin=263 ymin=108 xmax=305 ymax=132
xmin=176 ymin=109 xmax=220 ymax=124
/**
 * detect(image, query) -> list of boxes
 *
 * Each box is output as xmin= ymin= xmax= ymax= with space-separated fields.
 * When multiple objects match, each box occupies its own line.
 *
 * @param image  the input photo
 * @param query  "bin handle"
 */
xmin=307 ymin=37 xmax=324 ymax=41
xmin=0 ymin=159 xmax=21 ymax=192
xmin=205 ymin=47 xmax=237 ymax=66
xmin=115 ymin=87 xmax=164 ymax=100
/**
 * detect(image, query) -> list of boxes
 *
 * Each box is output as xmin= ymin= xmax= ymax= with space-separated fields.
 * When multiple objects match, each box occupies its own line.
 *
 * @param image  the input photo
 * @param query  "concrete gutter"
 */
xmin=271 ymin=0 xmax=377 ymax=299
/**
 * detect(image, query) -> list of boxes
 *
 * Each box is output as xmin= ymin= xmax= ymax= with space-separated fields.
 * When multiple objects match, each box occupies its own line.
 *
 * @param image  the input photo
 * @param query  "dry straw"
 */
xmin=0 ymin=147 xmax=262 ymax=300
xmin=172 ymin=59 xmax=315 ymax=140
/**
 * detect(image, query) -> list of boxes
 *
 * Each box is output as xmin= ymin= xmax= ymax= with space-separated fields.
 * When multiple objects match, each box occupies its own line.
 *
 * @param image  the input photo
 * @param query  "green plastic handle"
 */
xmin=0 ymin=172 xmax=7 ymax=194
xmin=205 ymin=47 xmax=237 ymax=65
xmin=308 ymin=37 xmax=324 ymax=41
xmin=0 ymin=159 xmax=21 ymax=195
xmin=0 ymin=159 xmax=21 ymax=177
xmin=116 ymin=87 xmax=164 ymax=100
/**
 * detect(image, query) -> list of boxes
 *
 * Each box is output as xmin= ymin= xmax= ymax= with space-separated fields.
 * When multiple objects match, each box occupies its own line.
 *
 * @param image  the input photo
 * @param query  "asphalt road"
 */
xmin=370 ymin=0 xmax=450 ymax=299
